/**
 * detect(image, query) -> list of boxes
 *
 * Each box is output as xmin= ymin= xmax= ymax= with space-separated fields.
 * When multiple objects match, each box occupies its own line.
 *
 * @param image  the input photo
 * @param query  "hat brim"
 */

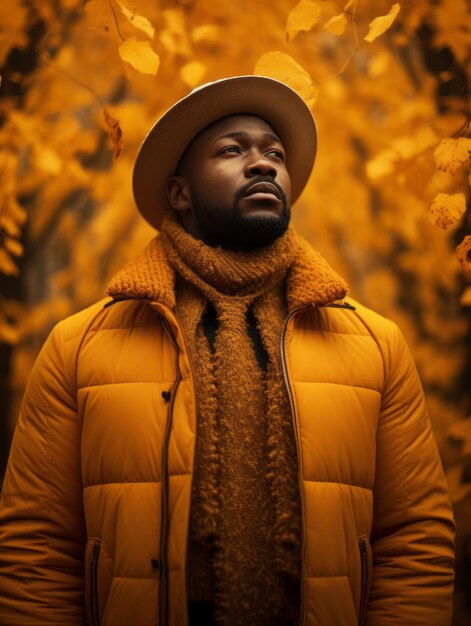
xmin=133 ymin=75 xmax=318 ymax=230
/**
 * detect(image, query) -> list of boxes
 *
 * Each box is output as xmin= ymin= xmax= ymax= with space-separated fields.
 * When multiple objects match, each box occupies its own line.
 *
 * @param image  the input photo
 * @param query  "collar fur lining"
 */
xmin=106 ymin=232 xmax=348 ymax=311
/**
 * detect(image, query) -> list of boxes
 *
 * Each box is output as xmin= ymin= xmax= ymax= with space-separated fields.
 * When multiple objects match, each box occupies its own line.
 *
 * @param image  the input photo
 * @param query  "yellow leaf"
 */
xmin=179 ymin=61 xmax=206 ymax=89
xmin=191 ymin=24 xmax=220 ymax=45
xmin=434 ymin=137 xmax=471 ymax=175
xmin=0 ymin=248 xmax=19 ymax=276
xmin=0 ymin=319 xmax=18 ymax=344
xmin=286 ymin=0 xmax=322 ymax=43
xmin=0 ymin=197 xmax=27 ymax=239
xmin=102 ymin=108 xmax=123 ymax=160
xmin=428 ymin=192 xmax=466 ymax=230
xmin=118 ymin=37 xmax=160 ymax=75
xmin=159 ymin=9 xmax=192 ymax=57
xmin=9 ymin=197 xmax=27 ymax=225
xmin=324 ymin=13 xmax=347 ymax=36
xmin=116 ymin=1 xmax=155 ymax=39
xmin=366 ymin=126 xmax=438 ymax=180
xmin=4 ymin=236 xmax=23 ymax=257
xmin=34 ymin=145 xmax=62 ymax=174
xmin=1 ymin=213 xmax=21 ymax=238
xmin=367 ymin=50 xmax=391 ymax=77
xmin=457 ymin=235 xmax=471 ymax=272
xmin=364 ymin=3 xmax=401 ymax=43
xmin=366 ymin=149 xmax=396 ymax=180
xmin=254 ymin=52 xmax=319 ymax=108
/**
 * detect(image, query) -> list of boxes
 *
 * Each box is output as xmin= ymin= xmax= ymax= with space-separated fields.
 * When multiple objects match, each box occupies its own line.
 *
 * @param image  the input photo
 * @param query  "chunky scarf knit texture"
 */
xmin=161 ymin=214 xmax=301 ymax=625
xmin=106 ymin=211 xmax=348 ymax=625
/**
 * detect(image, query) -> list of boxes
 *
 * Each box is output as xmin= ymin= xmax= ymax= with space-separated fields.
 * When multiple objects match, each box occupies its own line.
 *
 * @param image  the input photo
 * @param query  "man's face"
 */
xmin=167 ymin=114 xmax=292 ymax=251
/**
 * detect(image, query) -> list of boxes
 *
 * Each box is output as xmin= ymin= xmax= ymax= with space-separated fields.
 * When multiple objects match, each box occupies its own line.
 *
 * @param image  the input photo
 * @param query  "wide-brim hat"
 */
xmin=133 ymin=75 xmax=318 ymax=230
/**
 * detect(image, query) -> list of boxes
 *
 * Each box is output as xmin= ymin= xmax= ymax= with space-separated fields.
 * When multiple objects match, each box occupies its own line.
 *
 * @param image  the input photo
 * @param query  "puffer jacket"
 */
xmin=0 ymin=234 xmax=455 ymax=626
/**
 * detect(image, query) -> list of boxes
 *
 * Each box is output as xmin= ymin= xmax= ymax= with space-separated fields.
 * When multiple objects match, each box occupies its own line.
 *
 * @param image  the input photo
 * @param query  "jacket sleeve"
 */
xmin=0 ymin=321 xmax=86 ymax=625
xmin=366 ymin=321 xmax=456 ymax=626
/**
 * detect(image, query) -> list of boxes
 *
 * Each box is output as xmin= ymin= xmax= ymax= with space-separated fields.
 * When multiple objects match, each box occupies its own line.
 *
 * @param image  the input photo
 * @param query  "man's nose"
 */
xmin=244 ymin=155 xmax=277 ymax=179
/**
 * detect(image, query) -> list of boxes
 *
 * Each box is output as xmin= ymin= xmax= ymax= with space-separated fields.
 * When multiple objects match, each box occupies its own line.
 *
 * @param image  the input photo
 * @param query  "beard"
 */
xmin=190 ymin=178 xmax=291 ymax=252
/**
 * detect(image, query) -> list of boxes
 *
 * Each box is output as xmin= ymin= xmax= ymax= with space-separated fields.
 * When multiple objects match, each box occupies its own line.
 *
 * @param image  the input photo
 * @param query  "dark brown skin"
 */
xmin=166 ymin=114 xmax=292 ymax=250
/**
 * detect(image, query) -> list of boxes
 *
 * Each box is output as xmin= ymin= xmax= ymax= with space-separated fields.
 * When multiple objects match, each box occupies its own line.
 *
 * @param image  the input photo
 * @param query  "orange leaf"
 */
xmin=179 ymin=61 xmax=206 ymax=88
xmin=434 ymin=137 xmax=471 ymax=175
xmin=4 ymin=236 xmax=23 ymax=257
xmin=116 ymin=1 xmax=155 ymax=39
xmin=460 ymin=286 xmax=471 ymax=306
xmin=159 ymin=9 xmax=192 ymax=57
xmin=0 ymin=320 xmax=18 ymax=344
xmin=118 ymin=37 xmax=160 ymax=75
xmin=33 ymin=144 xmax=62 ymax=175
xmin=428 ymin=192 xmax=466 ymax=229
xmin=0 ymin=247 xmax=19 ymax=276
xmin=102 ymin=108 xmax=123 ymax=160
xmin=364 ymin=3 xmax=401 ymax=43
xmin=286 ymin=0 xmax=322 ymax=43
xmin=324 ymin=13 xmax=348 ymax=36
xmin=254 ymin=52 xmax=319 ymax=108
xmin=456 ymin=235 xmax=471 ymax=272
xmin=191 ymin=24 xmax=220 ymax=45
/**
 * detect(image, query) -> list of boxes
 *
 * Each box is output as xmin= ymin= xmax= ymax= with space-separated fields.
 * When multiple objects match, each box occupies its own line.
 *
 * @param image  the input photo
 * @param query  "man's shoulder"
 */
xmin=58 ymin=297 xmax=112 ymax=344
xmin=307 ymin=296 xmax=412 ymax=379
xmin=344 ymin=296 xmax=398 ymax=332
xmin=313 ymin=295 xmax=403 ymax=349
xmin=57 ymin=296 xmax=158 ymax=346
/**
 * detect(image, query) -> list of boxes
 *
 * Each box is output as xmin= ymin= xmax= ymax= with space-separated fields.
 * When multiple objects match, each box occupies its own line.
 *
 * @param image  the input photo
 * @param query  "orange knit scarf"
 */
xmin=160 ymin=213 xmax=302 ymax=626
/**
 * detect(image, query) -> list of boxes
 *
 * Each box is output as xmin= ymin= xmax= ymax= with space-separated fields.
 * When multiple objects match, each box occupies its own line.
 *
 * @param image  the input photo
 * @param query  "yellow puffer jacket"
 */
xmin=0 ymin=235 xmax=455 ymax=626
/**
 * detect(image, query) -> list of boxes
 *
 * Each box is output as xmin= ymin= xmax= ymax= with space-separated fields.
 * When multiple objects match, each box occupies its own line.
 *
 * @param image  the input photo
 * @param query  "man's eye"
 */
xmin=220 ymin=146 xmax=241 ymax=154
xmin=267 ymin=149 xmax=285 ymax=161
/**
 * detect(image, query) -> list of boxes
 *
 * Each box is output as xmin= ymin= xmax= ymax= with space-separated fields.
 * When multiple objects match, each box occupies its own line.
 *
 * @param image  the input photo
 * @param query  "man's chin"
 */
xmin=217 ymin=209 xmax=291 ymax=252
xmin=191 ymin=198 xmax=291 ymax=251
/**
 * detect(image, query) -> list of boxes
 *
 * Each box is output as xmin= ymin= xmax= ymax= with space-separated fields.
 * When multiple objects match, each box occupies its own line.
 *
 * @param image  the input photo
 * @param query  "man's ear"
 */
xmin=167 ymin=176 xmax=192 ymax=212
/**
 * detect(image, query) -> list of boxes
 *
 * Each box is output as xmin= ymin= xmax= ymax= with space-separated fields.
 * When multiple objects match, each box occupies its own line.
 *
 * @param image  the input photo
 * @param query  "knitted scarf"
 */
xmin=160 ymin=212 xmax=302 ymax=626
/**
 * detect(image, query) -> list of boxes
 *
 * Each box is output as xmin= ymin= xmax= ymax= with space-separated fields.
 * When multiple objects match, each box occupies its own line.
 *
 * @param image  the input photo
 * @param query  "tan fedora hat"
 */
xmin=133 ymin=75 xmax=318 ymax=230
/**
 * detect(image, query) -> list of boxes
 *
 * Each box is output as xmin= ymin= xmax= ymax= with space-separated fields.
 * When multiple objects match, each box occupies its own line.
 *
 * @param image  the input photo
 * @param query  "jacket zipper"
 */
xmin=358 ymin=534 xmax=372 ymax=626
xmin=86 ymin=538 xmax=101 ymax=626
xmin=280 ymin=306 xmax=309 ymax=626
xmin=156 ymin=313 xmax=183 ymax=626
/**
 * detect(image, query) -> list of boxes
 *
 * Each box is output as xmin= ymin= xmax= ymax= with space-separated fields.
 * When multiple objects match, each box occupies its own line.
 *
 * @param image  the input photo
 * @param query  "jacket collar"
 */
xmin=105 ymin=232 xmax=348 ymax=311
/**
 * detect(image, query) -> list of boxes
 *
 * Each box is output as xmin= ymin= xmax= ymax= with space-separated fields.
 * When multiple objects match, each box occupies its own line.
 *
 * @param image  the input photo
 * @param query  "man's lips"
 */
xmin=242 ymin=181 xmax=281 ymax=199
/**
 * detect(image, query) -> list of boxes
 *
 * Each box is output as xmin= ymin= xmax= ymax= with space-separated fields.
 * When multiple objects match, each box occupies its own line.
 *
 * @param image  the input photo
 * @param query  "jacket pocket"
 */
xmin=358 ymin=534 xmax=372 ymax=626
xmin=85 ymin=537 xmax=102 ymax=626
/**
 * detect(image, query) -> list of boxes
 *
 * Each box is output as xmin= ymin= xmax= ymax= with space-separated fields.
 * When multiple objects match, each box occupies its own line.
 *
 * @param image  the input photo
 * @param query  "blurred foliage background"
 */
xmin=0 ymin=0 xmax=470 ymax=622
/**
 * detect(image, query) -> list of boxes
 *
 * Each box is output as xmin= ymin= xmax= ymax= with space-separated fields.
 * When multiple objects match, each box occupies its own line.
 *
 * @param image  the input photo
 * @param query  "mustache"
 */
xmin=234 ymin=176 xmax=287 ymax=204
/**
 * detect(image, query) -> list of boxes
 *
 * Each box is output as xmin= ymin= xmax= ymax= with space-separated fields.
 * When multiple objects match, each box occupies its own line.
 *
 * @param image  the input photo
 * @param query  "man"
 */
xmin=0 ymin=76 xmax=456 ymax=626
